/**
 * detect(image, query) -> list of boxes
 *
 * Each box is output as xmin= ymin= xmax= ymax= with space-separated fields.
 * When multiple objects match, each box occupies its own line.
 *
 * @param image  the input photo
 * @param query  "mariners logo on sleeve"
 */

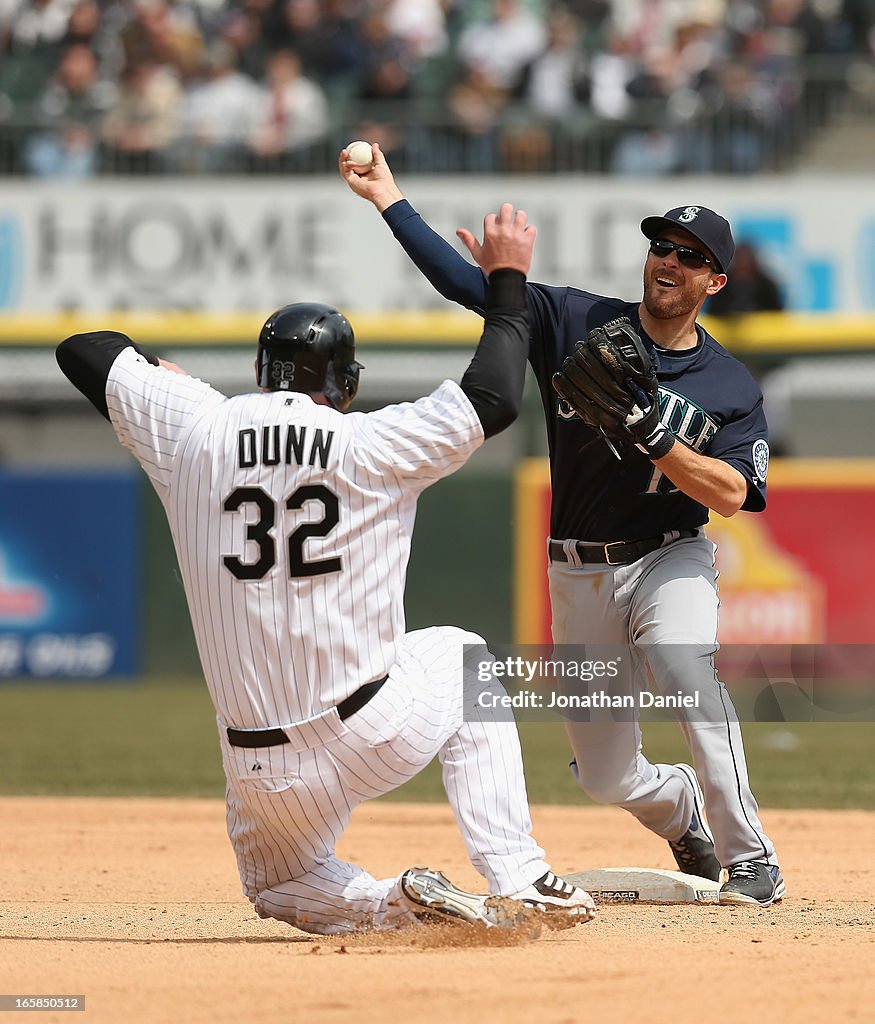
xmin=752 ymin=439 xmax=770 ymax=483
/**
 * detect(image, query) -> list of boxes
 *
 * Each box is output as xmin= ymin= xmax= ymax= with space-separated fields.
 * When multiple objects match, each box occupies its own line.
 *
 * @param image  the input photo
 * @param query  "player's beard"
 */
xmin=642 ymin=269 xmax=709 ymax=320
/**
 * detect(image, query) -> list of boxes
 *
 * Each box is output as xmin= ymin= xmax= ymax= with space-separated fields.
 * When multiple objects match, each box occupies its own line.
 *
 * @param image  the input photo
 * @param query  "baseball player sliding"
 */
xmin=341 ymin=144 xmax=784 ymax=908
xmin=55 ymin=206 xmax=595 ymax=934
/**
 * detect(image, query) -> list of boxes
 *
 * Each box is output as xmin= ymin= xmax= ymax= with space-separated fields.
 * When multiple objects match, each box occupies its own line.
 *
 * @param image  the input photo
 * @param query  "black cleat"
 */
xmin=668 ymin=764 xmax=722 ymax=882
xmin=720 ymin=861 xmax=785 ymax=906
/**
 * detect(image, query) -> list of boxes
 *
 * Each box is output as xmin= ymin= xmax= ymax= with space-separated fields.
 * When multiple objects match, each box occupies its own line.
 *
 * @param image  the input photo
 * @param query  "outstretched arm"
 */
xmin=457 ymin=204 xmax=536 ymax=437
xmin=339 ymin=142 xmax=489 ymax=312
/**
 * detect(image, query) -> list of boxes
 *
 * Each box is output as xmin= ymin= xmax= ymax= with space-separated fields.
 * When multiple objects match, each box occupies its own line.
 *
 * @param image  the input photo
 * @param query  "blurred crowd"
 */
xmin=0 ymin=0 xmax=872 ymax=177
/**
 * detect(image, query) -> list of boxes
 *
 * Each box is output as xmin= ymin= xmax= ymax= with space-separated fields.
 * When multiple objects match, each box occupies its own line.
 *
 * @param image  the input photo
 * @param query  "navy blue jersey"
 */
xmin=385 ymin=201 xmax=769 ymax=542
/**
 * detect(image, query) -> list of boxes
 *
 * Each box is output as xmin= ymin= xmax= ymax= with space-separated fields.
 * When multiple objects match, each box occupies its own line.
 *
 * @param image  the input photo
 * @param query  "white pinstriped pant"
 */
xmin=219 ymin=626 xmax=550 ymax=935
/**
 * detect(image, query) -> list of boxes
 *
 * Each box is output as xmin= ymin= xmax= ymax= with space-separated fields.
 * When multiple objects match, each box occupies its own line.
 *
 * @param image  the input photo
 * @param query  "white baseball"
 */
xmin=346 ymin=140 xmax=374 ymax=168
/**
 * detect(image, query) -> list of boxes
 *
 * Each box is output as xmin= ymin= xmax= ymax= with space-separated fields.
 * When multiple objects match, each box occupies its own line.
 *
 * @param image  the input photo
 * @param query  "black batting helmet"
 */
xmin=256 ymin=303 xmax=363 ymax=410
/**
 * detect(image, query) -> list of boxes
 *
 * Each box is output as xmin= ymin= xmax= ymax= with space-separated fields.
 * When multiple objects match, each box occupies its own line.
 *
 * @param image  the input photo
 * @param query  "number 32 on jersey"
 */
xmin=222 ymin=484 xmax=341 ymax=580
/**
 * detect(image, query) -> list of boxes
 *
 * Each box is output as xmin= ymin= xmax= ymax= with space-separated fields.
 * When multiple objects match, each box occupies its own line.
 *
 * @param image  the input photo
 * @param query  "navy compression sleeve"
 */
xmin=460 ymin=269 xmax=528 ymax=438
xmin=56 ymin=331 xmax=159 ymax=420
xmin=383 ymin=200 xmax=489 ymax=313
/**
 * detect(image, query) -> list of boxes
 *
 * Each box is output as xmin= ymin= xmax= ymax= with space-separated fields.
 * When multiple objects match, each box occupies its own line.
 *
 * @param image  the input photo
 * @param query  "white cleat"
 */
xmin=400 ymin=867 xmax=532 ymax=930
xmin=509 ymin=871 xmax=597 ymax=925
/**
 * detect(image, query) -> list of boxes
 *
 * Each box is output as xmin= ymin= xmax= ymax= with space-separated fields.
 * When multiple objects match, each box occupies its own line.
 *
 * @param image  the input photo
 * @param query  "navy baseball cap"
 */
xmin=641 ymin=206 xmax=735 ymax=273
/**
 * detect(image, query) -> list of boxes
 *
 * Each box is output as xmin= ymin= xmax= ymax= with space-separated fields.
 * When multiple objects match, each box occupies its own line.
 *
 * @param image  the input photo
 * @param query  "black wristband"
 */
xmin=487 ymin=269 xmax=527 ymax=310
xmin=637 ymin=422 xmax=676 ymax=460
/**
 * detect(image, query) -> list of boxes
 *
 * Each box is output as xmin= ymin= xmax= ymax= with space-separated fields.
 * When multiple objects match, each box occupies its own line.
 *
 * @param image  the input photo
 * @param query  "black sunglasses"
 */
xmin=649 ymin=238 xmax=715 ymax=270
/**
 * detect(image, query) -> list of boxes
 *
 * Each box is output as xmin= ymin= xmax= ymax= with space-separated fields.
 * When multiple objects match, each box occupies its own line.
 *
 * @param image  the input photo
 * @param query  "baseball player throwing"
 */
xmin=56 ymin=205 xmax=595 ymax=934
xmin=341 ymin=144 xmax=784 ymax=908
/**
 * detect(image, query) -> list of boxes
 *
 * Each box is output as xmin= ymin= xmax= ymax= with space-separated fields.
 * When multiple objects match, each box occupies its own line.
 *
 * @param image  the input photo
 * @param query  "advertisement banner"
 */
xmin=514 ymin=459 xmax=875 ymax=647
xmin=0 ymin=470 xmax=141 ymax=678
xmin=0 ymin=177 xmax=873 ymax=313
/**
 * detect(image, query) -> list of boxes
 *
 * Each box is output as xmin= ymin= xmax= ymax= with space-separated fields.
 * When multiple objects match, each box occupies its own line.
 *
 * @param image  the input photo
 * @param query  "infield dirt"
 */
xmin=1 ymin=798 xmax=872 ymax=1024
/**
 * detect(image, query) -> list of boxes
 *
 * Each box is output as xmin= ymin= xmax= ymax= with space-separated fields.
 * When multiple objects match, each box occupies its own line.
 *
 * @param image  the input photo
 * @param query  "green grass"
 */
xmin=0 ymin=678 xmax=223 ymax=797
xmin=380 ymin=721 xmax=875 ymax=809
xmin=1 ymin=679 xmax=873 ymax=807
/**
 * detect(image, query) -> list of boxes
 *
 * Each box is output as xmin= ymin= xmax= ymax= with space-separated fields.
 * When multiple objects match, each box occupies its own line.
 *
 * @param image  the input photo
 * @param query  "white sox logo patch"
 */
xmin=752 ymin=439 xmax=769 ymax=483
xmin=679 ymin=207 xmax=701 ymax=223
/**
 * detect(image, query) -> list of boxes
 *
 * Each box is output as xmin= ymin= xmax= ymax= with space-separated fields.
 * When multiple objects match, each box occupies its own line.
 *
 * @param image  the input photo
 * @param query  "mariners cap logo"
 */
xmin=752 ymin=439 xmax=769 ymax=483
xmin=679 ymin=207 xmax=702 ymax=223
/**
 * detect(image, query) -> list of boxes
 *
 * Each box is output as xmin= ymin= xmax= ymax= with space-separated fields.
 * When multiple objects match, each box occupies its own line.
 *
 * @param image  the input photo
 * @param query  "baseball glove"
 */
xmin=551 ymin=317 xmax=674 ymax=459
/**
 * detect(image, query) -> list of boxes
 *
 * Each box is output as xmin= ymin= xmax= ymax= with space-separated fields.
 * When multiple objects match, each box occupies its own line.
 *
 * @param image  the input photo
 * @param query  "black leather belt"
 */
xmin=226 ymin=675 xmax=389 ymax=748
xmin=549 ymin=530 xmax=697 ymax=566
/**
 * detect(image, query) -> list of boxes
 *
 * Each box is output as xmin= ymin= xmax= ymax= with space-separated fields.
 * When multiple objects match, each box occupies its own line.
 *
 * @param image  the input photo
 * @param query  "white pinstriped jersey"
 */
xmin=105 ymin=347 xmax=484 ymax=729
